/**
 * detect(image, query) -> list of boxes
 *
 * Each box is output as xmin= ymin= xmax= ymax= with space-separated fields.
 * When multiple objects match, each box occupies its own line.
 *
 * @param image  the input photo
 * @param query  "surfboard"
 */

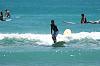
xmin=52 ymin=41 xmax=66 ymax=47
xmin=3 ymin=16 xmax=12 ymax=21
xmin=5 ymin=19 xmax=12 ymax=21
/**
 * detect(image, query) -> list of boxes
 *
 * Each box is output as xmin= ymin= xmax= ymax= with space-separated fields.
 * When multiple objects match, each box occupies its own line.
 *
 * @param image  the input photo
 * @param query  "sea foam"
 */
xmin=0 ymin=32 xmax=99 ymax=45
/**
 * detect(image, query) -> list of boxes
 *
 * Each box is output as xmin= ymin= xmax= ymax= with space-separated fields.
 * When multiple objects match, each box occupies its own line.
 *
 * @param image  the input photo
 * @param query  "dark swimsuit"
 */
xmin=51 ymin=24 xmax=59 ymax=37
xmin=51 ymin=24 xmax=58 ymax=32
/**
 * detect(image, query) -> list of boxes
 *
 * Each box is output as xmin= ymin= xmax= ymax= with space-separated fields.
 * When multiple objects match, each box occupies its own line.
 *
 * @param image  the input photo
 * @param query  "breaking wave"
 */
xmin=0 ymin=32 xmax=100 ymax=48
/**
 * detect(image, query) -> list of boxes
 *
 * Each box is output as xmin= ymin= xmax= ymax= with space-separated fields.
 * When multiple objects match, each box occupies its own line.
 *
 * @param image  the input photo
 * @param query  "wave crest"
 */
xmin=0 ymin=32 xmax=100 ymax=48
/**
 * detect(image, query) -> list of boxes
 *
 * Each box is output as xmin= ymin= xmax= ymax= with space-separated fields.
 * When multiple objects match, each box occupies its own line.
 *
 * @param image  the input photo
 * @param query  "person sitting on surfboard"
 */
xmin=50 ymin=20 xmax=59 ymax=43
xmin=5 ymin=9 xmax=10 ymax=18
xmin=81 ymin=14 xmax=87 ymax=24
xmin=0 ymin=11 xmax=4 ymax=21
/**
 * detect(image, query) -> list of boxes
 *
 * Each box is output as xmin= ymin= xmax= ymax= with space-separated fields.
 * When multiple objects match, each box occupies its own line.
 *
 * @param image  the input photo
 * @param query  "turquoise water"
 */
xmin=0 ymin=47 xmax=100 ymax=66
xmin=0 ymin=0 xmax=100 ymax=66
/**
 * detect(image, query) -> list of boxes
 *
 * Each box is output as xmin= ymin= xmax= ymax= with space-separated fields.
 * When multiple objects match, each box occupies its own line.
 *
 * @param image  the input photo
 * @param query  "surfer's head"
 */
xmin=81 ymin=14 xmax=84 ymax=17
xmin=51 ymin=20 xmax=54 ymax=24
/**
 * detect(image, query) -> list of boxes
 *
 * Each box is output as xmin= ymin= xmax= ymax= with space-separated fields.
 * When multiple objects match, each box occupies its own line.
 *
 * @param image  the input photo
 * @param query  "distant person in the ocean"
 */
xmin=81 ymin=14 xmax=87 ymax=24
xmin=0 ymin=11 xmax=4 ymax=21
xmin=50 ymin=20 xmax=59 ymax=43
xmin=5 ymin=9 xmax=10 ymax=18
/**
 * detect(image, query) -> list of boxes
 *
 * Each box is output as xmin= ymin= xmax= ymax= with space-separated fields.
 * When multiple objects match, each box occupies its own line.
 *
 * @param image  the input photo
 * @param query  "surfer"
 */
xmin=0 ymin=11 xmax=4 ymax=21
xmin=81 ymin=14 xmax=87 ymax=24
xmin=5 ymin=9 xmax=10 ymax=18
xmin=50 ymin=20 xmax=59 ymax=43
xmin=81 ymin=14 xmax=100 ymax=24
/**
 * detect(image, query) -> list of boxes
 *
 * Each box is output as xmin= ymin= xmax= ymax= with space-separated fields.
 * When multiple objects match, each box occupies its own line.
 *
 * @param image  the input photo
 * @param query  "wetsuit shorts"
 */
xmin=52 ymin=31 xmax=59 ymax=37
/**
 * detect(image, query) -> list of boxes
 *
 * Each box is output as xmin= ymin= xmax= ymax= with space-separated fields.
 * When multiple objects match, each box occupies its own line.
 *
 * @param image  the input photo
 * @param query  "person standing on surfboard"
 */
xmin=50 ymin=20 xmax=59 ymax=43
xmin=81 ymin=14 xmax=87 ymax=24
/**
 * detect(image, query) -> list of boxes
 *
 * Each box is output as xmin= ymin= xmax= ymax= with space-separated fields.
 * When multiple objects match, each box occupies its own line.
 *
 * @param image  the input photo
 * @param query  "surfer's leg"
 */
xmin=52 ymin=36 xmax=56 ymax=43
xmin=52 ymin=33 xmax=56 ymax=43
xmin=54 ymin=36 xmax=56 ymax=43
xmin=54 ymin=31 xmax=59 ymax=43
xmin=52 ymin=31 xmax=59 ymax=43
xmin=53 ymin=36 xmax=56 ymax=43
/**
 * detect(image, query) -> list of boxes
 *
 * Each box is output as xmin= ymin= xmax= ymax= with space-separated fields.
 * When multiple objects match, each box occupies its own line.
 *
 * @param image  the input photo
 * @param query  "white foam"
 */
xmin=0 ymin=32 xmax=100 ymax=45
xmin=63 ymin=21 xmax=76 ymax=24
xmin=69 ymin=32 xmax=100 ymax=40
xmin=0 ymin=33 xmax=53 ymax=45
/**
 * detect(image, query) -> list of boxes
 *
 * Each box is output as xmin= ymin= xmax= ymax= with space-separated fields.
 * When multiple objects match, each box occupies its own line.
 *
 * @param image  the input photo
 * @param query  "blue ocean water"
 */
xmin=0 ymin=0 xmax=100 ymax=66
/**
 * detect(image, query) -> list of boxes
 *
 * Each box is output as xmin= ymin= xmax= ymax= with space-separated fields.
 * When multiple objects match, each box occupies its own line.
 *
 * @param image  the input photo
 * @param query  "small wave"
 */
xmin=0 ymin=37 xmax=39 ymax=46
xmin=0 ymin=32 xmax=99 ymax=48
xmin=0 ymin=33 xmax=53 ymax=46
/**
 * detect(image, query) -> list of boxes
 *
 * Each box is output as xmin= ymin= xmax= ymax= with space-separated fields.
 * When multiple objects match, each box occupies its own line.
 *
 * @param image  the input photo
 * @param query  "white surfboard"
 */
xmin=6 ymin=19 xmax=12 ymax=21
xmin=3 ymin=16 xmax=12 ymax=21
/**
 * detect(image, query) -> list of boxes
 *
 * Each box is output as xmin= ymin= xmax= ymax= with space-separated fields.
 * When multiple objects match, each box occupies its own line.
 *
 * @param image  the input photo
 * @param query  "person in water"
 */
xmin=50 ymin=20 xmax=59 ymax=43
xmin=81 ymin=14 xmax=87 ymax=24
xmin=0 ymin=11 xmax=4 ymax=21
xmin=5 ymin=9 xmax=10 ymax=18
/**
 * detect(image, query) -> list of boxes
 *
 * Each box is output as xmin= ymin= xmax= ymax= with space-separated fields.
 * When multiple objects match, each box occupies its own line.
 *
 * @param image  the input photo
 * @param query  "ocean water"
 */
xmin=0 ymin=0 xmax=100 ymax=66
